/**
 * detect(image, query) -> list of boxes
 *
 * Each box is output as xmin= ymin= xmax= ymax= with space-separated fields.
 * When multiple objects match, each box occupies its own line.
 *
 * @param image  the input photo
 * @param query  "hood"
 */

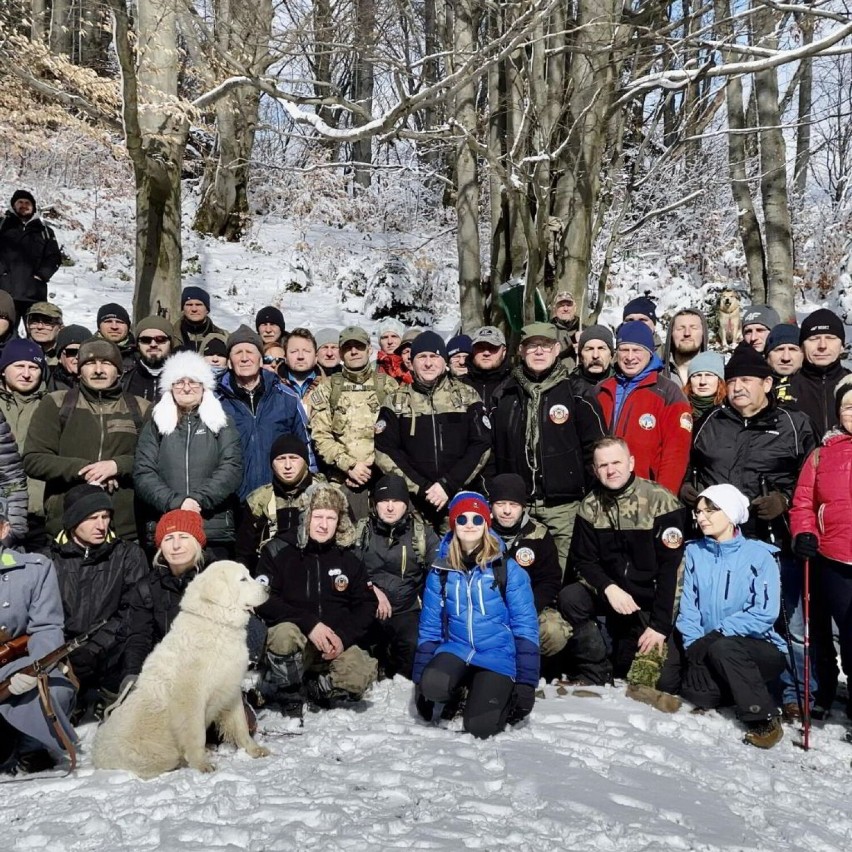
xmin=153 ymin=350 xmax=227 ymax=435
xmin=297 ymin=481 xmax=356 ymax=549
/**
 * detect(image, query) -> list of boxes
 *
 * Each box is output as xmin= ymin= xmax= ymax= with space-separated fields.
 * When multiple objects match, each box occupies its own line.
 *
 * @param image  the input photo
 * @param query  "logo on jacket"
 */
xmin=679 ymin=412 xmax=693 ymax=432
xmin=514 ymin=547 xmax=535 ymax=567
xmin=661 ymin=527 xmax=684 ymax=549
xmin=549 ymin=404 xmax=570 ymax=425
xmin=638 ymin=413 xmax=656 ymax=430
xmin=482 ymin=414 xmax=492 ymax=430
xmin=334 ymin=574 xmax=349 ymax=592
xmin=374 ymin=419 xmax=387 ymax=434
xmin=256 ymin=574 xmax=270 ymax=587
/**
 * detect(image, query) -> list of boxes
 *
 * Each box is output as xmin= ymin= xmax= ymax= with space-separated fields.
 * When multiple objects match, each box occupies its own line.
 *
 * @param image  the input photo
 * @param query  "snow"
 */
xmin=3 ymin=680 xmax=850 ymax=850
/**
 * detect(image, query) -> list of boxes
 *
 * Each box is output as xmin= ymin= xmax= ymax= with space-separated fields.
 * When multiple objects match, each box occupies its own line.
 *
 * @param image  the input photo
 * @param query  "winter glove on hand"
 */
xmin=793 ymin=533 xmax=819 ymax=560
xmin=679 ymin=482 xmax=700 ymax=508
xmin=507 ymin=684 xmax=536 ymax=725
xmin=751 ymin=491 xmax=788 ymax=520
xmin=9 ymin=672 xmax=38 ymax=695
xmin=685 ymin=630 xmax=723 ymax=665
xmin=68 ymin=646 xmax=100 ymax=682
xmin=684 ymin=662 xmax=715 ymax=696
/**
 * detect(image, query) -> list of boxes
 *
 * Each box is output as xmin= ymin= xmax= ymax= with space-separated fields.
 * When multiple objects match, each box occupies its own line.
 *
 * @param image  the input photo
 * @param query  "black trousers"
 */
xmin=818 ymin=555 xmax=852 ymax=714
xmin=419 ymin=653 xmax=515 ymax=739
xmin=368 ymin=610 xmax=421 ymax=679
xmin=681 ymin=636 xmax=785 ymax=722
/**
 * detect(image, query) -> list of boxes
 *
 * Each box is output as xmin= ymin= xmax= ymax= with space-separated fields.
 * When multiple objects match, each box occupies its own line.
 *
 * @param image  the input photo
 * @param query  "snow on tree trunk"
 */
xmin=351 ymin=0 xmax=376 ymax=189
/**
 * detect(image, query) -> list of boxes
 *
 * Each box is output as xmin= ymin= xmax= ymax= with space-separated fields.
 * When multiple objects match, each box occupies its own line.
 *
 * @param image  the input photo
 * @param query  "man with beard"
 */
xmin=46 ymin=324 xmax=90 ymax=391
xmin=121 ymin=317 xmax=174 ymax=401
xmin=572 ymin=325 xmax=615 ymax=389
xmin=462 ymin=326 xmax=511 ymax=414
xmin=663 ymin=308 xmax=707 ymax=386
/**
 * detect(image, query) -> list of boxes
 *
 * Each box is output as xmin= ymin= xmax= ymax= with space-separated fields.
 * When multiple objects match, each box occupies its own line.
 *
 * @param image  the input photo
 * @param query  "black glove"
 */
xmin=679 ymin=482 xmax=700 ymax=508
xmin=507 ymin=684 xmax=536 ymax=726
xmin=751 ymin=491 xmax=788 ymax=520
xmin=685 ymin=630 xmax=723 ymax=666
xmin=684 ymin=662 xmax=715 ymax=696
xmin=793 ymin=533 xmax=819 ymax=560
xmin=68 ymin=646 xmax=100 ymax=682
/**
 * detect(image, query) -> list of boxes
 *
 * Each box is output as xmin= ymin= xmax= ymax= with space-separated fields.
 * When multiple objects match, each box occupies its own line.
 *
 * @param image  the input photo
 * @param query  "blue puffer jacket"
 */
xmin=676 ymin=533 xmax=785 ymax=652
xmin=412 ymin=533 xmax=540 ymax=686
xmin=217 ymin=370 xmax=315 ymax=499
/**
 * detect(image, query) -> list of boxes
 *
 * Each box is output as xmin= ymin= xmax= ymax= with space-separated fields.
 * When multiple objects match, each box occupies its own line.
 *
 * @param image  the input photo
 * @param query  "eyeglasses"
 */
xmin=456 ymin=514 xmax=486 ymax=527
xmin=692 ymin=507 xmax=720 ymax=519
xmin=62 ymin=348 xmax=80 ymax=358
xmin=27 ymin=317 xmax=58 ymax=327
xmin=173 ymin=379 xmax=202 ymax=389
xmin=139 ymin=334 xmax=170 ymax=345
xmin=524 ymin=342 xmax=556 ymax=352
xmin=263 ymin=356 xmax=285 ymax=365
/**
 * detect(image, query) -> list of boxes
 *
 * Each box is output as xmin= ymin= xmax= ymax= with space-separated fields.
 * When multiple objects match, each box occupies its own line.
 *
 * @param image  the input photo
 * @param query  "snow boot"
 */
xmin=625 ymin=683 xmax=682 ymax=714
xmin=743 ymin=716 xmax=783 ymax=749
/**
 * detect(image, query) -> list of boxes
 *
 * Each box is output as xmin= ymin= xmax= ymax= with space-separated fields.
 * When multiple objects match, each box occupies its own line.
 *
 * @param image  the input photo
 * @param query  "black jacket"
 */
xmin=782 ymin=360 xmax=851 ymax=439
xmin=0 ymin=211 xmax=61 ymax=303
xmin=45 ymin=364 xmax=76 ymax=392
xmin=492 ymin=515 xmax=561 ymax=611
xmin=491 ymin=364 xmax=605 ymax=501
xmin=461 ymin=359 xmax=511 ymax=414
xmin=256 ymin=531 xmax=375 ymax=649
xmin=122 ymin=361 xmax=163 ymax=402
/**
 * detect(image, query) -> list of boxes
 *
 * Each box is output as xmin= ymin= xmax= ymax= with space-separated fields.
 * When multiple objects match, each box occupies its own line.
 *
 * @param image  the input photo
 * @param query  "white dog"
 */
xmin=93 ymin=561 xmax=269 ymax=778
xmin=717 ymin=289 xmax=742 ymax=349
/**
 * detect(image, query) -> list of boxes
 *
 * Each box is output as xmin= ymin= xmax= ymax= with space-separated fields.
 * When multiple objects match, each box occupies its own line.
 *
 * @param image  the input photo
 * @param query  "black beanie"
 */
xmin=410 ymin=331 xmax=448 ymax=361
xmin=269 ymin=434 xmax=310 ymax=465
xmin=97 ymin=303 xmax=131 ymax=326
xmin=489 ymin=473 xmax=529 ymax=506
xmin=800 ymin=308 xmax=845 ymax=345
xmin=63 ymin=484 xmax=113 ymax=531
xmin=11 ymin=189 xmax=36 ymax=210
xmin=724 ymin=341 xmax=773 ymax=381
xmin=255 ymin=306 xmax=286 ymax=332
xmin=372 ymin=474 xmax=410 ymax=506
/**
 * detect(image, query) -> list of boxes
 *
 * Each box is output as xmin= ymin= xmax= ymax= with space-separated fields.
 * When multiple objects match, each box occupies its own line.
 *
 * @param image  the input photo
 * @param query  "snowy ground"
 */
xmin=2 ymin=679 xmax=850 ymax=851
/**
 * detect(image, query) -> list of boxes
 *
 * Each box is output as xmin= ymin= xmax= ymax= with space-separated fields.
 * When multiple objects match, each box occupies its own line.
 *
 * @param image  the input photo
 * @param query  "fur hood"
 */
xmin=152 ymin=350 xmax=228 ymax=435
xmin=297 ymin=481 xmax=356 ymax=549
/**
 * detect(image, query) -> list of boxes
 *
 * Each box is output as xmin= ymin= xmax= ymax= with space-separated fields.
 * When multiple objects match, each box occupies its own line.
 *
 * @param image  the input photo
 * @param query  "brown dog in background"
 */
xmin=717 ymin=289 xmax=742 ymax=349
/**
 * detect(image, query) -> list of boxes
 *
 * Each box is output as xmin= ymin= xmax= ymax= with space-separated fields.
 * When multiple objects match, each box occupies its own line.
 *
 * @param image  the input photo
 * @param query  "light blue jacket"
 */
xmin=677 ymin=534 xmax=785 ymax=652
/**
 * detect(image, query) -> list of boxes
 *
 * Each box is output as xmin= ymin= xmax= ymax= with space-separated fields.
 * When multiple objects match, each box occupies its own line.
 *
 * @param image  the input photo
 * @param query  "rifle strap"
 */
xmin=36 ymin=673 xmax=77 ymax=773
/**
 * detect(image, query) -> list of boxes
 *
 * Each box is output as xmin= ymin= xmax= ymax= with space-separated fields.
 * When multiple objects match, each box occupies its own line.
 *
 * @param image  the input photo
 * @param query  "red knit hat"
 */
xmin=448 ymin=491 xmax=492 ymax=529
xmin=155 ymin=509 xmax=207 ymax=548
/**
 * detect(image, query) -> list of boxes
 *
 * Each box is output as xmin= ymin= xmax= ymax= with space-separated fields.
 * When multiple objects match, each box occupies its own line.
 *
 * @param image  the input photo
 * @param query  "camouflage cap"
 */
xmin=520 ymin=322 xmax=558 ymax=343
xmin=339 ymin=326 xmax=370 ymax=346
xmin=553 ymin=291 xmax=575 ymax=306
xmin=470 ymin=326 xmax=506 ymax=347
xmin=27 ymin=301 xmax=63 ymax=322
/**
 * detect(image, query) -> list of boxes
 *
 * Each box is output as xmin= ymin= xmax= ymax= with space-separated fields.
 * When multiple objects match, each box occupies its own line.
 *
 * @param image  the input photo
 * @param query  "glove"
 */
xmin=68 ymin=646 xmax=100 ymax=682
xmin=684 ymin=662 xmax=715 ymax=695
xmin=9 ymin=672 xmax=38 ymax=695
xmin=679 ymin=482 xmax=700 ymax=508
xmin=685 ymin=630 xmax=723 ymax=665
xmin=751 ymin=491 xmax=788 ymax=520
xmin=793 ymin=533 xmax=819 ymax=560
xmin=507 ymin=683 xmax=536 ymax=725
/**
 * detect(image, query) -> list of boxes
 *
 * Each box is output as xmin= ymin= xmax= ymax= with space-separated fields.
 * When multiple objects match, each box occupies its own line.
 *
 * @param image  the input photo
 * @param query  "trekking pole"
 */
xmin=803 ymin=557 xmax=811 ymax=751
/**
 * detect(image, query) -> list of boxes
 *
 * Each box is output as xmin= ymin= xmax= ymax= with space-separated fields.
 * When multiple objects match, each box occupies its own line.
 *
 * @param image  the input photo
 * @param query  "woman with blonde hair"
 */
xmin=413 ymin=491 xmax=539 ymax=738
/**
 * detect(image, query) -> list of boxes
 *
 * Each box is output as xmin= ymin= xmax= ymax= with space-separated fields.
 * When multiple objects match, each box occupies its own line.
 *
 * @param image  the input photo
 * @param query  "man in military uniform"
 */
xmin=308 ymin=326 xmax=398 ymax=519
xmin=375 ymin=331 xmax=490 ymax=530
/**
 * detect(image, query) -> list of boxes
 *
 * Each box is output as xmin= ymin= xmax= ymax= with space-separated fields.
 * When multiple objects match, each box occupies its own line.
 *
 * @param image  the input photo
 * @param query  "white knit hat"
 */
xmin=153 ymin=350 xmax=227 ymax=435
xmin=377 ymin=318 xmax=405 ymax=339
xmin=698 ymin=484 xmax=750 ymax=527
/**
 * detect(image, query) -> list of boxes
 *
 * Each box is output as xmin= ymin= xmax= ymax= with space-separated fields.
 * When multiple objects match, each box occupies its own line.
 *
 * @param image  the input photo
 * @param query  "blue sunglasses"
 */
xmin=456 ymin=514 xmax=485 ymax=526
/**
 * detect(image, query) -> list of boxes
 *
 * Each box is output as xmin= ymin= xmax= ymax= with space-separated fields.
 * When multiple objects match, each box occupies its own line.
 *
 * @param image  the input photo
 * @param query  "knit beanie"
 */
xmin=135 ymin=315 xmax=174 ymax=339
xmin=686 ymin=351 xmax=725 ymax=380
xmin=55 ymin=324 xmax=92 ymax=355
xmin=402 ymin=328 xmax=422 ymax=343
xmin=77 ymin=338 xmax=123 ymax=373
xmin=410 ymin=330 xmax=448 ymax=361
xmin=623 ymin=296 xmax=657 ymax=324
xmin=181 ymin=286 xmax=211 ymax=311
xmin=372 ymin=473 xmax=410 ymax=506
xmin=378 ymin=318 xmax=405 ymax=339
xmin=315 ymin=328 xmax=341 ymax=348
xmin=63 ymin=484 xmax=113 ymax=531
xmin=97 ymin=303 xmax=131 ymax=326
xmin=446 ymin=334 xmax=473 ymax=359
xmin=0 ymin=290 xmax=16 ymax=326
xmin=155 ymin=509 xmax=207 ymax=549
xmin=616 ymin=321 xmax=655 ymax=354
xmin=724 ymin=341 xmax=772 ymax=380
xmin=742 ymin=304 xmax=780 ymax=331
xmin=764 ymin=323 xmax=801 ymax=353
xmin=800 ymin=308 xmax=845 ymax=345
xmin=227 ymin=324 xmax=264 ymax=354
xmin=269 ymin=434 xmax=310 ymax=465
xmin=578 ymin=324 xmax=615 ymax=352
xmin=255 ymin=306 xmax=286 ymax=333
xmin=698 ymin=484 xmax=750 ymax=527
xmin=448 ymin=491 xmax=492 ymax=529
xmin=11 ymin=189 xmax=36 ymax=210
xmin=200 ymin=332 xmax=228 ymax=358
xmin=489 ymin=474 xmax=528 ymax=507
xmin=0 ymin=338 xmax=47 ymax=374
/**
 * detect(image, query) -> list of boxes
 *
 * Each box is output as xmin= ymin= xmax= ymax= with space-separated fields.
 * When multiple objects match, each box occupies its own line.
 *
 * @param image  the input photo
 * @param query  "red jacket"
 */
xmin=790 ymin=431 xmax=852 ymax=564
xmin=595 ymin=370 xmax=692 ymax=495
xmin=376 ymin=351 xmax=412 ymax=385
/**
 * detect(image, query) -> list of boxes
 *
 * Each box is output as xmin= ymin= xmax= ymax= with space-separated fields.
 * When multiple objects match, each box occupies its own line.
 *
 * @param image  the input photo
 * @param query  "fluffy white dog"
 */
xmin=93 ymin=561 xmax=269 ymax=778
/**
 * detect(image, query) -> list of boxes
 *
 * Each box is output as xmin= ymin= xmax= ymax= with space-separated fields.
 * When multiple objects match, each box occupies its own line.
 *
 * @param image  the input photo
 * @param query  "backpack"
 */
xmin=57 ymin=386 xmax=144 ymax=432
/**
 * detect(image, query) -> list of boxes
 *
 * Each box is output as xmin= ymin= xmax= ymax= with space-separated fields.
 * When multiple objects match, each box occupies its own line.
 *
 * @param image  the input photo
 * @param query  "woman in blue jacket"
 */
xmin=412 ymin=491 xmax=539 ymax=739
xmin=677 ymin=484 xmax=786 ymax=748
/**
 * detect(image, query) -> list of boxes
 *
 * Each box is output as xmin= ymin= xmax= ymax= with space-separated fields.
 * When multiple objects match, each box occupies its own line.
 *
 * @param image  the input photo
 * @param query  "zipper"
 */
xmin=185 ymin=417 xmax=192 ymax=494
xmin=724 ymin=570 xmax=730 ymax=600
xmin=316 ymin=555 xmax=322 ymax=619
xmin=465 ymin=573 xmax=476 ymax=662
xmin=97 ymin=391 xmax=105 ymax=461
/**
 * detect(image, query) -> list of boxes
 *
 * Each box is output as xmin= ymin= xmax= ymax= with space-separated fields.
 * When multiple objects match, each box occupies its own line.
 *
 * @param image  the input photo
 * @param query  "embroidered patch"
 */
xmin=255 ymin=574 xmax=270 ymax=587
xmin=638 ymin=413 xmax=656 ymax=430
xmin=334 ymin=574 xmax=349 ymax=592
xmin=679 ymin=412 xmax=693 ymax=432
xmin=482 ymin=414 xmax=492 ymax=430
xmin=374 ymin=419 xmax=387 ymax=434
xmin=515 ymin=547 xmax=535 ymax=567
xmin=328 ymin=568 xmax=341 ymax=577
xmin=549 ymin=404 xmax=570 ymax=425
xmin=661 ymin=527 xmax=684 ymax=549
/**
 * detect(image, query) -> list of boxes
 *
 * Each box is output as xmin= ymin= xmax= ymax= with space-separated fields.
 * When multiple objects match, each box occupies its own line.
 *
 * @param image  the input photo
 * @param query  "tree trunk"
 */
xmin=351 ymin=0 xmax=376 ymax=188
xmin=79 ymin=0 xmax=111 ymax=71
xmin=50 ymin=0 xmax=72 ymax=55
xmin=31 ymin=0 xmax=47 ymax=43
xmin=794 ymin=12 xmax=814 ymax=199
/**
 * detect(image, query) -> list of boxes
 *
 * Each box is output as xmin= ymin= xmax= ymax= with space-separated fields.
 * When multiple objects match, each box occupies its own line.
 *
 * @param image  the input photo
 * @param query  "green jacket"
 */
xmin=0 ymin=385 xmax=46 ymax=516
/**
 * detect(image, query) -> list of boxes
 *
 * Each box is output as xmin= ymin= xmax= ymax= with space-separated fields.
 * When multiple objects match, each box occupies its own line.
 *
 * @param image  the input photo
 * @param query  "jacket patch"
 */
xmin=549 ymin=404 xmax=570 ymax=425
xmin=334 ymin=574 xmax=349 ymax=592
xmin=515 ymin=547 xmax=535 ymax=567
xmin=374 ymin=419 xmax=386 ymax=434
xmin=638 ymin=413 xmax=656 ymax=430
xmin=482 ymin=414 xmax=491 ymax=430
xmin=679 ymin=412 xmax=693 ymax=432
xmin=256 ymin=574 xmax=270 ymax=587
xmin=661 ymin=527 xmax=683 ymax=548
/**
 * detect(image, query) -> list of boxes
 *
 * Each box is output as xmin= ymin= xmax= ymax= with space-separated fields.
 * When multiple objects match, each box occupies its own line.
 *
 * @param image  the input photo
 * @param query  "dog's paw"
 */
xmin=190 ymin=759 xmax=216 ymax=773
xmin=247 ymin=744 xmax=271 ymax=759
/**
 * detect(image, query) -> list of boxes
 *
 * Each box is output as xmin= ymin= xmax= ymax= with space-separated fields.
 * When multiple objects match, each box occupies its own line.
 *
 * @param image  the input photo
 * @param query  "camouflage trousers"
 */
xmin=528 ymin=499 xmax=579 ymax=575
xmin=266 ymin=622 xmax=378 ymax=697
xmin=538 ymin=607 xmax=573 ymax=657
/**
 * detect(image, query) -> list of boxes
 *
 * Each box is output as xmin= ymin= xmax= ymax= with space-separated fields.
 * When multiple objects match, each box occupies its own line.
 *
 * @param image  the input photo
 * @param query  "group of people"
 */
xmin=1 ymin=186 xmax=850 ymax=776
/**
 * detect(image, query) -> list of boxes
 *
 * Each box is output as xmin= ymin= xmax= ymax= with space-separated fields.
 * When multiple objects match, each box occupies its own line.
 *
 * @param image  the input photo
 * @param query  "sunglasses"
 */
xmin=263 ymin=356 xmax=285 ymax=365
xmin=62 ymin=347 xmax=80 ymax=358
xmin=139 ymin=335 xmax=170 ymax=345
xmin=455 ymin=514 xmax=485 ymax=526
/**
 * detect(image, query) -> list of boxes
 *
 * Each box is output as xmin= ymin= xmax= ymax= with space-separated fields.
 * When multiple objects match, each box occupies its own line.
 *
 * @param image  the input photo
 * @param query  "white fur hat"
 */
xmin=698 ymin=484 xmax=750 ymax=527
xmin=153 ymin=350 xmax=227 ymax=435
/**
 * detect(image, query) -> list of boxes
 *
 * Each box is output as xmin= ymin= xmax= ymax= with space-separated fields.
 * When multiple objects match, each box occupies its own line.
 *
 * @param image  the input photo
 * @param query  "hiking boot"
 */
xmin=782 ymin=702 xmax=802 ymax=724
xmin=743 ymin=717 xmax=783 ymax=749
xmin=16 ymin=749 xmax=57 ymax=774
xmin=625 ymin=683 xmax=682 ymax=714
xmin=305 ymin=674 xmax=355 ymax=709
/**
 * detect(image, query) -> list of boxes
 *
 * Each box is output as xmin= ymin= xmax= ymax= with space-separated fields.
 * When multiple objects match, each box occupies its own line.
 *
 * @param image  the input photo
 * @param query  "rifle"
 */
xmin=0 ymin=634 xmax=30 ymax=669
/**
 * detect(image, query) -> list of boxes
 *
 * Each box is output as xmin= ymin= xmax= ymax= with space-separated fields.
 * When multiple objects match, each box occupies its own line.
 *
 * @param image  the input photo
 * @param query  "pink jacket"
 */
xmin=790 ymin=431 xmax=852 ymax=565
